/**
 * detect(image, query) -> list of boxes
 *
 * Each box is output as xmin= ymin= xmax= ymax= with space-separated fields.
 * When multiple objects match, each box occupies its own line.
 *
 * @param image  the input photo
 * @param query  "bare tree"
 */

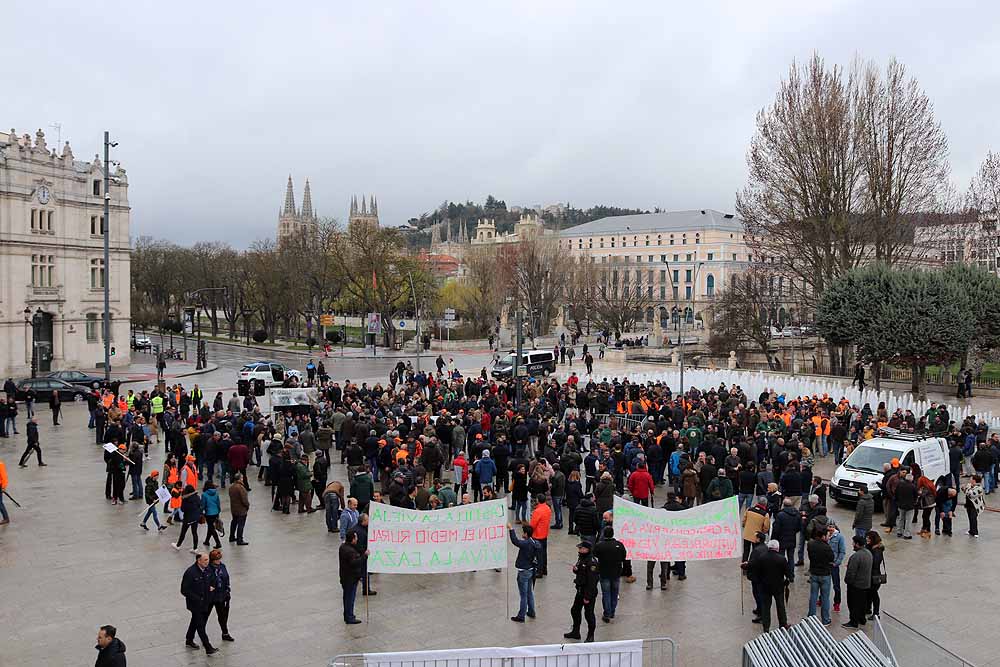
xmin=502 ymin=236 xmax=572 ymax=338
xmin=585 ymin=257 xmax=656 ymax=338
xmin=856 ymin=57 xmax=951 ymax=266
xmin=707 ymin=267 xmax=784 ymax=369
xmin=463 ymin=246 xmax=510 ymax=335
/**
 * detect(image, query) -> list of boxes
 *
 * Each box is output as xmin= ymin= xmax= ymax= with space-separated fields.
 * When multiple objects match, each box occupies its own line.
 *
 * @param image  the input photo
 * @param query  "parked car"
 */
xmin=45 ymin=370 xmax=106 ymax=389
xmin=238 ymin=361 xmax=301 ymax=388
xmin=15 ymin=378 xmax=89 ymax=402
xmin=491 ymin=350 xmax=556 ymax=380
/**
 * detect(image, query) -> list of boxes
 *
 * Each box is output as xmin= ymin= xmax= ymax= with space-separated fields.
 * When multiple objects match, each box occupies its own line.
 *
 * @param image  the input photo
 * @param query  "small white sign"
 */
xmin=102 ymin=442 xmax=117 ymax=453
xmin=155 ymin=486 xmax=172 ymax=504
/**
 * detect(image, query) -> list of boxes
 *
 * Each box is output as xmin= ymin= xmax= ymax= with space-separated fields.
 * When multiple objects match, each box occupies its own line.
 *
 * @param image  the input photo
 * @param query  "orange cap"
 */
xmin=150 ymin=470 xmax=159 ymax=477
xmin=186 ymin=455 xmax=195 ymax=461
xmin=890 ymin=458 xmax=900 ymax=467
xmin=118 ymin=444 xmax=126 ymax=450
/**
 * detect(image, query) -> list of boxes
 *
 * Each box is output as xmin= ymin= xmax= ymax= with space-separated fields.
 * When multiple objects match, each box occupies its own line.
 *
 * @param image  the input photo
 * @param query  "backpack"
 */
xmin=918 ymin=484 xmax=935 ymax=509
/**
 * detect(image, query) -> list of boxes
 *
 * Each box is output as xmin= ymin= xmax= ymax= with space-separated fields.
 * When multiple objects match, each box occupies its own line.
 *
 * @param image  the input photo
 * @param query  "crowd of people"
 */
xmin=1 ymin=363 xmax=995 ymax=660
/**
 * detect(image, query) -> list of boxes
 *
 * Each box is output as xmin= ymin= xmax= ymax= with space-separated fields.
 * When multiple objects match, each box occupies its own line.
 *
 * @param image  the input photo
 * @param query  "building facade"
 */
xmin=0 ymin=127 xmax=131 ymax=377
xmin=556 ymin=209 xmax=750 ymax=324
xmin=276 ymin=175 xmax=318 ymax=244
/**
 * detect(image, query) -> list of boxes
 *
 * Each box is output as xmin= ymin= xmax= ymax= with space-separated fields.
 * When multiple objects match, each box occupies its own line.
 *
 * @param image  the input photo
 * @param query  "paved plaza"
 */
xmin=1 ymin=361 xmax=997 ymax=667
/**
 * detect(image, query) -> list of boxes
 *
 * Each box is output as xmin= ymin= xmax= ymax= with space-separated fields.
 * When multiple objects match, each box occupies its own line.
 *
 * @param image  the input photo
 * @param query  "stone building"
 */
xmin=348 ymin=194 xmax=379 ymax=233
xmin=0 ymin=127 xmax=131 ymax=377
xmin=556 ymin=209 xmax=750 ymax=325
xmin=276 ymin=175 xmax=318 ymax=244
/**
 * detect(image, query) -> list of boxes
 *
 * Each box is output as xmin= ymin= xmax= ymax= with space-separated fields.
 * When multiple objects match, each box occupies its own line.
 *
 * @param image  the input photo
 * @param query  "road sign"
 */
xmin=398 ymin=320 xmax=406 ymax=328
xmin=366 ymin=312 xmax=382 ymax=335
xmin=444 ymin=308 xmax=456 ymax=321
xmin=319 ymin=314 xmax=334 ymax=326
xmin=516 ymin=366 xmax=528 ymax=377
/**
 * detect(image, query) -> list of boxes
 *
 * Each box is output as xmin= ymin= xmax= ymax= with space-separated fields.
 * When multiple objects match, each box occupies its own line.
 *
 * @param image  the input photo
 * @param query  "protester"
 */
xmin=508 ymin=522 xmax=540 ymax=622
xmin=94 ymin=625 xmax=127 ymax=667
xmin=180 ymin=551 xmax=218 ymax=654
xmin=207 ymin=549 xmax=235 ymax=642
xmin=842 ymin=535 xmax=872 ymax=629
xmin=228 ymin=473 xmax=250 ymax=545
xmin=339 ymin=529 xmax=366 ymax=624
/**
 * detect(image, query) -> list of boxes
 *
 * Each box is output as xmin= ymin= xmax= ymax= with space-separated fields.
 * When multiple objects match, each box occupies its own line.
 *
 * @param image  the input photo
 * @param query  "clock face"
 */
xmin=37 ymin=186 xmax=50 ymax=204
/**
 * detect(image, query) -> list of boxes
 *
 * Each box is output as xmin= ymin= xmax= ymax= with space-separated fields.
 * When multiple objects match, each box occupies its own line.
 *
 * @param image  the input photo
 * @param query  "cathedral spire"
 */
xmin=361 ymin=195 xmax=368 ymax=216
xmin=282 ymin=175 xmax=296 ymax=216
xmin=371 ymin=195 xmax=377 ymax=216
xmin=301 ymin=179 xmax=314 ymax=219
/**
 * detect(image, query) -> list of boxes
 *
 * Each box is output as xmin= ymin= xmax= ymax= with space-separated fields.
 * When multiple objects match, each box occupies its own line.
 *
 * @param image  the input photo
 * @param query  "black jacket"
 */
xmin=593 ymin=537 xmax=627 ymax=578
xmin=806 ymin=538 xmax=834 ymax=576
xmin=574 ymin=498 xmax=599 ymax=537
xmin=339 ymin=541 xmax=364 ymax=585
xmin=751 ymin=549 xmax=790 ymax=592
xmin=894 ymin=478 xmax=917 ymax=510
xmin=772 ymin=505 xmax=800 ymax=549
xmin=180 ymin=563 xmax=212 ymax=612
xmin=572 ymin=553 xmax=600 ymax=598
xmin=94 ymin=637 xmax=127 ymax=667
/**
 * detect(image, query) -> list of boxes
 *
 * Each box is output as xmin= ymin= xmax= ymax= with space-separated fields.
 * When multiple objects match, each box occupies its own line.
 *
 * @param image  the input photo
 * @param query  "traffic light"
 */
xmin=110 ymin=346 xmax=116 ymax=357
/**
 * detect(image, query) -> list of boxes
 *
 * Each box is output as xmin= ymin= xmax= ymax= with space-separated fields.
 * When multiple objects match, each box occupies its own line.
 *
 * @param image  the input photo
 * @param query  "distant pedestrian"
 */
xmin=49 ymin=390 xmax=61 ymax=425
xmin=139 ymin=470 xmax=167 ymax=532
xmin=94 ymin=624 xmax=127 ymax=667
xmin=227 ymin=473 xmax=250 ymax=545
xmin=842 ymin=535 xmax=872 ymax=629
xmin=174 ymin=484 xmax=202 ymax=552
xmin=18 ymin=417 xmax=45 ymax=467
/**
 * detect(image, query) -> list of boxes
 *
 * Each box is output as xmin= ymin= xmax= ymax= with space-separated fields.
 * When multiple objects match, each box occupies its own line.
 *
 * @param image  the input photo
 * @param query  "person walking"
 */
xmin=594 ymin=526 xmax=626 ymax=620
xmin=174 ymin=485 xmax=202 ymax=553
xmin=207 ymin=549 xmax=235 ymax=642
xmin=508 ymin=522 xmax=540 ymax=622
xmin=894 ymin=472 xmax=917 ymax=539
xmin=94 ymin=624 xmax=127 ymax=667
xmin=748 ymin=540 xmax=790 ymax=632
xmin=842 ymin=535 xmax=872 ymax=629
xmin=18 ymin=417 xmax=45 ymax=467
xmin=339 ymin=529 xmax=365 ymax=624
xmin=563 ymin=540 xmax=600 ymax=643
xmin=201 ymin=482 xmax=223 ymax=549
xmin=228 ymin=473 xmax=250 ymax=545
xmin=806 ymin=527 xmax=834 ymax=626
xmin=180 ymin=551 xmax=218 ymax=654
xmin=139 ymin=470 xmax=167 ymax=532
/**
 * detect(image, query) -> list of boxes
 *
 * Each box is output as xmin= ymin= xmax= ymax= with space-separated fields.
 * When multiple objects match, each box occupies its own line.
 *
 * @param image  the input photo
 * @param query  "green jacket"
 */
xmin=294 ymin=462 xmax=311 ymax=493
xmin=707 ymin=477 xmax=734 ymax=500
xmin=350 ymin=473 xmax=375 ymax=507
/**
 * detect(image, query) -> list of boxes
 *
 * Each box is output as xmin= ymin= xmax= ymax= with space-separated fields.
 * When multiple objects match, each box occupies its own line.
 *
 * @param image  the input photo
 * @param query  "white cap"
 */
xmin=767 ymin=540 xmax=780 ymax=551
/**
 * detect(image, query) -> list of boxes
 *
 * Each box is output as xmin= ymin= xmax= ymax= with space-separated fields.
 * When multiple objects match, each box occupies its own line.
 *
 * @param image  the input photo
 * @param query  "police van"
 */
xmin=491 ymin=350 xmax=556 ymax=380
xmin=830 ymin=430 xmax=949 ymax=506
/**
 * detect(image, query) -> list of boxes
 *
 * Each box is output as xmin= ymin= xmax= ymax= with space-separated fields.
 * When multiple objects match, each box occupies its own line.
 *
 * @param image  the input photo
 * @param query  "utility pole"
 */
xmin=514 ymin=309 xmax=523 ymax=408
xmin=408 ymin=272 xmax=421 ymax=373
xmin=102 ymin=131 xmax=113 ymax=383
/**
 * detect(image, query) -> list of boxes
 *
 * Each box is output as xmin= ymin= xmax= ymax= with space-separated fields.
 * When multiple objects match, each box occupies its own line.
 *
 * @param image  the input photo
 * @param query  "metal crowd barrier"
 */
xmin=868 ymin=611 xmax=976 ymax=667
xmin=742 ymin=616 xmax=892 ymax=667
xmin=332 ymin=636 xmax=676 ymax=667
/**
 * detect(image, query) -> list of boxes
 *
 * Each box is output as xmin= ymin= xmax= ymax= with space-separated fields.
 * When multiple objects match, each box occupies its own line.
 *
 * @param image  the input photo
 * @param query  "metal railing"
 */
xmin=742 ymin=616 xmax=892 ymax=667
xmin=332 ymin=637 xmax=675 ymax=667
xmin=868 ymin=611 xmax=976 ymax=667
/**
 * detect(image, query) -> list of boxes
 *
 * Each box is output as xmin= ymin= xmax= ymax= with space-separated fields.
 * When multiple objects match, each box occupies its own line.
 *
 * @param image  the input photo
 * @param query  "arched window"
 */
xmin=706 ymin=274 xmax=715 ymax=296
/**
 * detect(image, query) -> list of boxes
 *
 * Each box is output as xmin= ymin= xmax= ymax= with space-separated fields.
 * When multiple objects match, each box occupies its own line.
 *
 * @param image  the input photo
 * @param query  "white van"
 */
xmin=491 ymin=350 xmax=556 ymax=380
xmin=830 ymin=431 xmax=949 ymax=506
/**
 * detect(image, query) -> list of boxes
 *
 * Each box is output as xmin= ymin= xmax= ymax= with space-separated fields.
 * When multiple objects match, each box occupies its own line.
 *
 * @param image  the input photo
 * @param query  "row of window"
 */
xmin=562 ymin=231 xmax=744 ymax=251
xmin=584 ymin=252 xmax=744 ymax=264
xmin=30 ymin=255 xmax=105 ymax=289
xmin=26 ymin=211 xmax=107 ymax=236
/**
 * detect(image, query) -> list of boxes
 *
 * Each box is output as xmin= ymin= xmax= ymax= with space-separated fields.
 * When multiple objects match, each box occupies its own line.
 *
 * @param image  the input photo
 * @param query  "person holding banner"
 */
xmin=508 ymin=522 xmax=540 ymax=623
xmin=139 ymin=470 xmax=167 ymax=531
xmin=339 ymin=530 xmax=366 ymax=624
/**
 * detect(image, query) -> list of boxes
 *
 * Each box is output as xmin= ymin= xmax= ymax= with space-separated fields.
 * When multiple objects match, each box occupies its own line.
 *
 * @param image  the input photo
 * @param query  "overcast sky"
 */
xmin=5 ymin=1 xmax=999 ymax=244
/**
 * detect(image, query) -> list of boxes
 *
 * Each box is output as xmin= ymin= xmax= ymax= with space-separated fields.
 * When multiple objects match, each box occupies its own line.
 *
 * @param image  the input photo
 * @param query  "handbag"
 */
xmin=877 ymin=558 xmax=887 ymax=585
xmin=198 ymin=515 xmax=206 ymax=525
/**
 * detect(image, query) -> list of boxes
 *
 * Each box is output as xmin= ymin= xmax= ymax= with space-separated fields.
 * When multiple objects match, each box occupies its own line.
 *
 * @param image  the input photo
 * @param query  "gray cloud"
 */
xmin=5 ymin=0 xmax=998 ymax=244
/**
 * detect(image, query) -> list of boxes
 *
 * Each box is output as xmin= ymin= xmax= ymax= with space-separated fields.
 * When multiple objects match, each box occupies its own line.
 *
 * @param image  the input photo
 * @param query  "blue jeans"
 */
xmin=738 ymin=493 xmax=754 ymax=512
xmin=600 ymin=576 xmax=620 ymax=618
xmin=514 ymin=500 xmax=528 ymax=523
xmin=6 ymin=416 xmax=16 ymax=434
xmin=325 ymin=502 xmax=341 ymax=533
xmin=0 ymin=492 xmax=8 ymax=521
xmin=142 ymin=504 xmax=162 ymax=528
xmin=516 ymin=568 xmax=535 ymax=618
xmin=130 ymin=473 xmax=142 ymax=499
xmin=808 ymin=574 xmax=832 ymax=624
xmin=342 ymin=580 xmax=359 ymax=622
xmin=818 ymin=435 xmax=828 ymax=457
xmin=854 ymin=527 xmax=867 ymax=540
xmin=552 ymin=497 xmax=563 ymax=527
xmin=88 ymin=409 xmax=95 ymax=428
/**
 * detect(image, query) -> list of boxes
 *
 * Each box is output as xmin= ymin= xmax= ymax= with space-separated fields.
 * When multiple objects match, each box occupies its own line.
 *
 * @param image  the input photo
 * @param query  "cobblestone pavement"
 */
xmin=0 ymin=390 xmax=995 ymax=667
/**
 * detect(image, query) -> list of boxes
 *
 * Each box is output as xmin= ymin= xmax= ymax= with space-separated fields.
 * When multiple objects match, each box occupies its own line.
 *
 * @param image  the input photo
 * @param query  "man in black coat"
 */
xmin=771 ymin=498 xmax=800 ymax=582
xmin=180 ymin=552 xmax=217 ymax=654
xmin=748 ymin=540 xmax=790 ymax=631
xmin=339 ymin=530 xmax=366 ymax=624
xmin=94 ymin=624 xmax=127 ymax=667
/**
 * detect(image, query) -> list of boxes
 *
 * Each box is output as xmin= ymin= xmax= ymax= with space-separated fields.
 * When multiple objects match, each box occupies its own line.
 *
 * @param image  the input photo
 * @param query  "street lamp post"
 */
xmin=679 ymin=261 xmax=704 ymax=400
xmin=241 ymin=309 xmax=253 ymax=346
